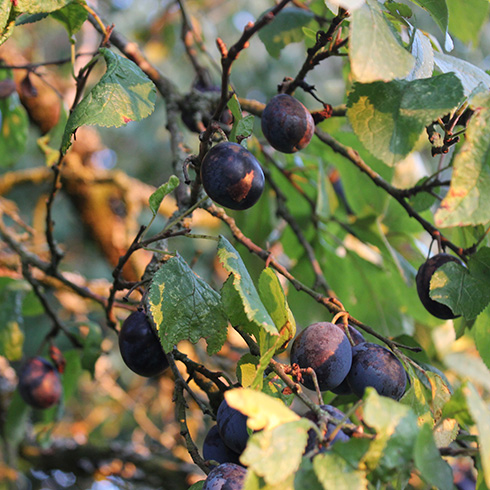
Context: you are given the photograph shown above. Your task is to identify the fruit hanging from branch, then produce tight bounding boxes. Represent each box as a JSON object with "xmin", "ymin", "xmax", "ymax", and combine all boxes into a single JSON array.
[
  {"xmin": 416, "ymin": 253, "xmax": 464, "ymax": 319},
  {"xmin": 200, "ymin": 141, "xmax": 265, "ymax": 210},
  {"xmin": 261, "ymin": 93, "xmax": 315, "ymax": 153}
]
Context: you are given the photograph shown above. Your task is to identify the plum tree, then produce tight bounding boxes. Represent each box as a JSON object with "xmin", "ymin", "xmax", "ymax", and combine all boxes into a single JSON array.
[
  {"xmin": 118, "ymin": 310, "xmax": 169, "ymax": 377},
  {"xmin": 261, "ymin": 94, "xmax": 315, "ymax": 153},
  {"xmin": 18, "ymin": 357, "xmax": 62, "ymax": 409},
  {"xmin": 216, "ymin": 398, "xmax": 249, "ymax": 455},
  {"xmin": 202, "ymin": 463, "xmax": 247, "ymax": 490},
  {"xmin": 203, "ymin": 425, "xmax": 242, "ymax": 465},
  {"xmin": 200, "ymin": 142, "xmax": 265, "ymax": 210},
  {"xmin": 346, "ymin": 342, "xmax": 407, "ymax": 401},
  {"xmin": 303, "ymin": 404, "xmax": 350, "ymax": 454},
  {"xmin": 416, "ymin": 253, "xmax": 464, "ymax": 319},
  {"xmin": 290, "ymin": 322, "xmax": 352, "ymax": 391}
]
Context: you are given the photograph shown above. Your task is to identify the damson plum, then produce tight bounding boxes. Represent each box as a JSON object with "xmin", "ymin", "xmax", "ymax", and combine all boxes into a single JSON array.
[
  {"xmin": 18, "ymin": 357, "xmax": 62, "ymax": 409},
  {"xmin": 261, "ymin": 94, "xmax": 315, "ymax": 153},
  {"xmin": 290, "ymin": 322, "xmax": 352, "ymax": 392},
  {"xmin": 202, "ymin": 463, "xmax": 247, "ymax": 490},
  {"xmin": 200, "ymin": 142, "xmax": 265, "ymax": 210},
  {"xmin": 331, "ymin": 324, "xmax": 365, "ymax": 396},
  {"xmin": 346, "ymin": 342, "xmax": 407, "ymax": 401},
  {"xmin": 303, "ymin": 404, "xmax": 350, "ymax": 454},
  {"xmin": 416, "ymin": 253, "xmax": 464, "ymax": 319},
  {"xmin": 203, "ymin": 425, "xmax": 242, "ymax": 465},
  {"xmin": 118, "ymin": 310, "xmax": 169, "ymax": 377},
  {"xmin": 216, "ymin": 398, "xmax": 249, "ymax": 454}
]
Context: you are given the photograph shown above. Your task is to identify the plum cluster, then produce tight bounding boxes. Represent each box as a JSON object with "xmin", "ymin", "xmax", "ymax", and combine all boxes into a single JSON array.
[{"xmin": 290, "ymin": 321, "xmax": 407, "ymax": 401}]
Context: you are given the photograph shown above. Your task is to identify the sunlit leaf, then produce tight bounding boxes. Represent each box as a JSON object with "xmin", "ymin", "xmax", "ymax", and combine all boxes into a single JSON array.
[
  {"xmin": 61, "ymin": 48, "xmax": 156, "ymax": 153},
  {"xmin": 147, "ymin": 255, "xmax": 228, "ymax": 354}
]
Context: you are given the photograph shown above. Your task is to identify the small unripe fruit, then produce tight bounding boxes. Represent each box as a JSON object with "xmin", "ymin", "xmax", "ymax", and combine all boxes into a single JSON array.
[
  {"xmin": 118, "ymin": 310, "xmax": 169, "ymax": 377},
  {"xmin": 416, "ymin": 253, "xmax": 463, "ymax": 319},
  {"xmin": 200, "ymin": 142, "xmax": 265, "ymax": 210},
  {"xmin": 18, "ymin": 357, "xmax": 62, "ymax": 409},
  {"xmin": 261, "ymin": 94, "xmax": 315, "ymax": 153}
]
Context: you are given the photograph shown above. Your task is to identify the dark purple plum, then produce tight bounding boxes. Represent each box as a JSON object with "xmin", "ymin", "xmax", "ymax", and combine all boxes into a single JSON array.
[
  {"xmin": 304, "ymin": 404, "xmax": 350, "ymax": 453},
  {"xmin": 261, "ymin": 94, "xmax": 315, "ymax": 153},
  {"xmin": 216, "ymin": 398, "xmax": 249, "ymax": 454},
  {"xmin": 290, "ymin": 322, "xmax": 352, "ymax": 391},
  {"xmin": 118, "ymin": 310, "xmax": 169, "ymax": 377},
  {"xmin": 200, "ymin": 142, "xmax": 265, "ymax": 210},
  {"xmin": 346, "ymin": 342, "xmax": 407, "ymax": 401},
  {"xmin": 331, "ymin": 324, "xmax": 365, "ymax": 395},
  {"xmin": 203, "ymin": 425, "xmax": 242, "ymax": 465},
  {"xmin": 202, "ymin": 463, "xmax": 247, "ymax": 490},
  {"xmin": 18, "ymin": 357, "xmax": 62, "ymax": 409},
  {"xmin": 416, "ymin": 253, "xmax": 463, "ymax": 319}
]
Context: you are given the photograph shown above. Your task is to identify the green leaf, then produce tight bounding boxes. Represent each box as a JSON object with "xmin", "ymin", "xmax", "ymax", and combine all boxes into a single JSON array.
[
  {"xmin": 0, "ymin": 321, "xmax": 24, "ymax": 361},
  {"xmin": 51, "ymin": 1, "xmax": 88, "ymax": 36},
  {"xmin": 62, "ymin": 349, "xmax": 82, "ymax": 401},
  {"xmin": 0, "ymin": 71, "xmax": 29, "ymax": 167},
  {"xmin": 235, "ymin": 114, "xmax": 255, "ymax": 141},
  {"xmin": 407, "ymin": 29, "xmax": 434, "ymax": 81},
  {"xmin": 61, "ymin": 48, "xmax": 156, "ymax": 153},
  {"xmin": 349, "ymin": 0, "xmax": 415, "ymax": 82},
  {"xmin": 188, "ymin": 482, "xmax": 204, "ymax": 490},
  {"xmin": 347, "ymin": 73, "xmax": 464, "ymax": 165},
  {"xmin": 410, "ymin": 0, "xmax": 449, "ymax": 45},
  {"xmin": 0, "ymin": 7, "xmax": 15, "ymax": 46},
  {"xmin": 434, "ymin": 52, "xmax": 490, "ymax": 96},
  {"xmin": 447, "ymin": 0, "xmax": 490, "ymax": 44},
  {"xmin": 258, "ymin": 268, "xmax": 296, "ymax": 345},
  {"xmin": 149, "ymin": 175, "xmax": 180, "ymax": 216},
  {"xmin": 16, "ymin": 0, "xmax": 75, "ymax": 14},
  {"xmin": 441, "ymin": 383, "xmax": 473, "ymax": 428},
  {"xmin": 241, "ymin": 419, "xmax": 312, "ymax": 485},
  {"xmin": 362, "ymin": 389, "xmax": 419, "ymax": 477},
  {"xmin": 5, "ymin": 391, "xmax": 30, "ymax": 447},
  {"xmin": 313, "ymin": 452, "xmax": 368, "ymax": 490},
  {"xmin": 15, "ymin": 12, "xmax": 50, "ymax": 25},
  {"xmin": 474, "ymin": 306, "xmax": 490, "ymax": 371},
  {"xmin": 414, "ymin": 423, "xmax": 454, "ymax": 490},
  {"xmin": 237, "ymin": 353, "xmax": 260, "ymax": 388},
  {"xmin": 465, "ymin": 383, "xmax": 490, "ymax": 488},
  {"xmin": 430, "ymin": 251, "xmax": 490, "ymax": 320},
  {"xmin": 217, "ymin": 236, "xmax": 277, "ymax": 336},
  {"xmin": 258, "ymin": 7, "xmax": 317, "ymax": 59},
  {"xmin": 435, "ymin": 92, "xmax": 490, "ymax": 227},
  {"xmin": 147, "ymin": 255, "xmax": 228, "ymax": 354}
]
